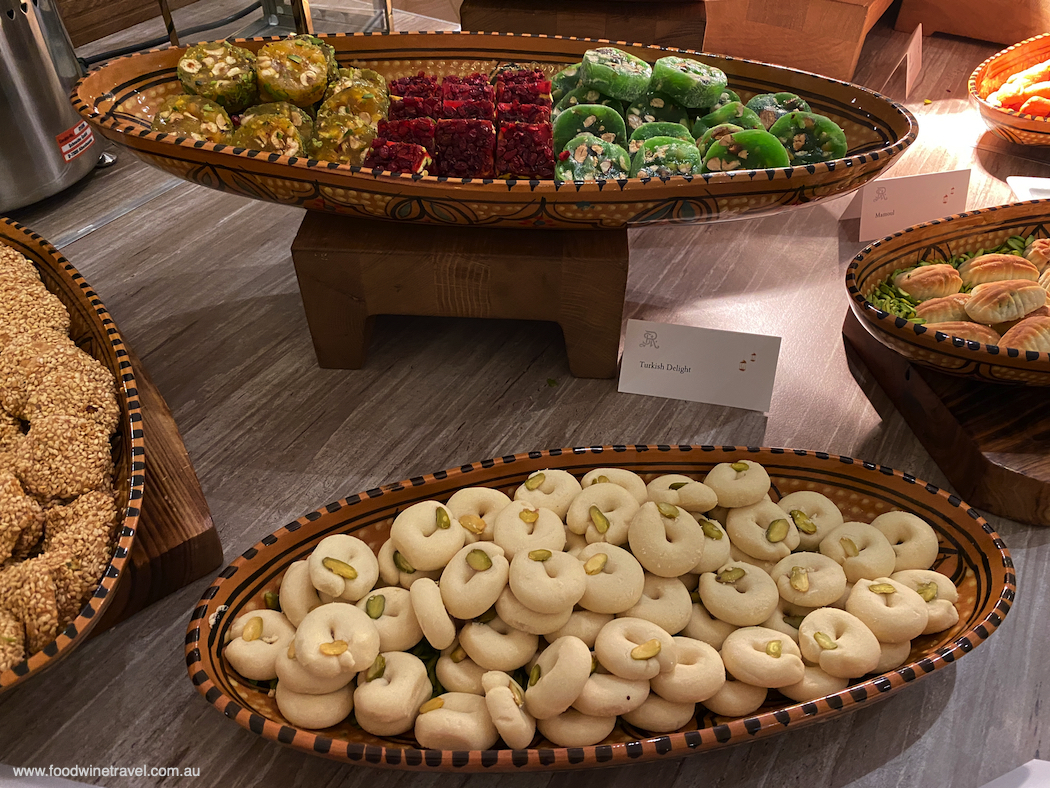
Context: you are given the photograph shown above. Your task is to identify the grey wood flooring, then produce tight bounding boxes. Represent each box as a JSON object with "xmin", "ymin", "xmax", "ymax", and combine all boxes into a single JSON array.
[{"xmin": 2, "ymin": 10, "xmax": 1049, "ymax": 788}]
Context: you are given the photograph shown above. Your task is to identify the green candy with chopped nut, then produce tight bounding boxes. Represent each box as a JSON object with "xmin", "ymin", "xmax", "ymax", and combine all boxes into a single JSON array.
[
  {"xmin": 624, "ymin": 92, "xmax": 690, "ymax": 132},
  {"xmin": 553, "ymin": 103, "xmax": 628, "ymax": 153},
  {"xmin": 151, "ymin": 94, "xmax": 232, "ymax": 142},
  {"xmin": 695, "ymin": 123, "xmax": 743, "ymax": 158},
  {"xmin": 319, "ymin": 83, "xmax": 390, "ymax": 128},
  {"xmin": 629, "ymin": 136, "xmax": 704, "ymax": 178},
  {"xmin": 552, "ymin": 62, "xmax": 583, "ymax": 104},
  {"xmin": 702, "ymin": 128, "xmax": 789, "ymax": 173},
  {"xmin": 691, "ymin": 101, "xmax": 764, "ymax": 138},
  {"xmin": 256, "ymin": 37, "xmax": 330, "ymax": 108},
  {"xmin": 579, "ymin": 47, "xmax": 653, "ymax": 102},
  {"xmin": 649, "ymin": 56, "xmax": 727, "ymax": 109},
  {"xmin": 745, "ymin": 92, "xmax": 812, "ymax": 129},
  {"xmin": 554, "ymin": 86, "xmax": 622, "ymax": 119},
  {"xmin": 292, "ymin": 33, "xmax": 339, "ymax": 81},
  {"xmin": 241, "ymin": 101, "xmax": 314, "ymax": 141},
  {"xmin": 232, "ymin": 114, "xmax": 305, "ymax": 156},
  {"xmin": 628, "ymin": 122, "xmax": 692, "ymax": 155},
  {"xmin": 768, "ymin": 111, "xmax": 848, "ymax": 165},
  {"xmin": 306, "ymin": 114, "xmax": 376, "ymax": 166},
  {"xmin": 555, "ymin": 132, "xmax": 632, "ymax": 182},
  {"xmin": 704, "ymin": 88, "xmax": 740, "ymax": 113},
  {"xmin": 177, "ymin": 41, "xmax": 257, "ymax": 114}
]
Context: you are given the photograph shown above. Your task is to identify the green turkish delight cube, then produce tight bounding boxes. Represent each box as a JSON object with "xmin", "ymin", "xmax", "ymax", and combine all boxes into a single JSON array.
[
  {"xmin": 579, "ymin": 47, "xmax": 652, "ymax": 102},
  {"xmin": 768, "ymin": 111, "xmax": 847, "ymax": 165},
  {"xmin": 629, "ymin": 136, "xmax": 703, "ymax": 178},
  {"xmin": 650, "ymin": 56, "xmax": 727, "ymax": 109},
  {"xmin": 552, "ymin": 103, "xmax": 628, "ymax": 153}
]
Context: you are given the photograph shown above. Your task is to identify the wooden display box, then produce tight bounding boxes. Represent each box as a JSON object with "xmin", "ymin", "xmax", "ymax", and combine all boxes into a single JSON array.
[
  {"xmin": 57, "ymin": 0, "xmax": 196, "ymax": 47},
  {"xmin": 896, "ymin": 0, "xmax": 1050, "ymax": 47}
]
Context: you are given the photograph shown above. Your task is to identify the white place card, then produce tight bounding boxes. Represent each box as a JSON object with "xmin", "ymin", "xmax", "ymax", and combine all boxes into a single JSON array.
[
  {"xmin": 879, "ymin": 24, "xmax": 924, "ymax": 99},
  {"xmin": 1007, "ymin": 176, "xmax": 1050, "ymax": 202},
  {"xmin": 980, "ymin": 760, "xmax": 1050, "ymax": 788},
  {"xmin": 618, "ymin": 319, "xmax": 781, "ymax": 413},
  {"xmin": 843, "ymin": 168, "xmax": 970, "ymax": 242}
]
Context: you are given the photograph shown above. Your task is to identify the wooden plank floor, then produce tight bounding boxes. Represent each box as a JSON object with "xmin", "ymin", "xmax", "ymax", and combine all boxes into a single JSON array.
[{"xmin": 3, "ymin": 13, "xmax": 1050, "ymax": 788}]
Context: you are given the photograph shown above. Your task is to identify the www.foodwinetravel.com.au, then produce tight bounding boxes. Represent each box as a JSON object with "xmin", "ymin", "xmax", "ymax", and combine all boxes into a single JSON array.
[{"xmin": 11, "ymin": 765, "xmax": 201, "ymax": 778}]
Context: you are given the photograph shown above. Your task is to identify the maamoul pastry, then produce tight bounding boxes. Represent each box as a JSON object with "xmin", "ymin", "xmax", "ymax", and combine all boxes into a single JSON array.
[
  {"xmin": 924, "ymin": 322, "xmax": 1002, "ymax": 345},
  {"xmin": 893, "ymin": 264, "xmax": 963, "ymax": 301},
  {"xmin": 964, "ymin": 279, "xmax": 1047, "ymax": 325},
  {"xmin": 957, "ymin": 253, "xmax": 1040, "ymax": 286},
  {"xmin": 1000, "ymin": 315, "xmax": 1050, "ymax": 352},
  {"xmin": 354, "ymin": 652, "xmax": 433, "ymax": 736},
  {"xmin": 914, "ymin": 293, "xmax": 971, "ymax": 325}
]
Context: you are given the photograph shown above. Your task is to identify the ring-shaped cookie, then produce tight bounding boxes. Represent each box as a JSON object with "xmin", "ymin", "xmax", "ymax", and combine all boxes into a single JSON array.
[
  {"xmin": 691, "ymin": 516, "xmax": 732, "ymax": 574},
  {"xmin": 727, "ymin": 544, "xmax": 778, "ymax": 575},
  {"xmin": 482, "ymin": 671, "xmax": 536, "ymax": 749},
  {"xmin": 524, "ymin": 636, "xmax": 593, "ymax": 719},
  {"xmin": 702, "ymin": 460, "xmax": 770, "ymax": 508},
  {"xmin": 307, "ymin": 534, "xmax": 381, "ymax": 602},
  {"xmin": 770, "ymin": 552, "xmax": 847, "ymax": 608},
  {"xmin": 576, "ymin": 543, "xmax": 645, "ymax": 614},
  {"xmin": 571, "ymin": 670, "xmax": 649, "ymax": 716},
  {"xmin": 645, "ymin": 474, "xmax": 718, "ymax": 513},
  {"xmin": 682, "ymin": 599, "xmax": 738, "ymax": 649},
  {"xmin": 275, "ymin": 645, "xmax": 353, "ymax": 695},
  {"xmin": 409, "ymin": 578, "xmax": 456, "ymax": 651},
  {"xmin": 720, "ymin": 626, "xmax": 806, "ymax": 688},
  {"xmin": 581, "ymin": 468, "xmax": 648, "ymax": 505},
  {"xmin": 275, "ymin": 683, "xmax": 354, "ymax": 730},
  {"xmin": 354, "ymin": 651, "xmax": 433, "ymax": 736},
  {"xmin": 874, "ymin": 639, "xmax": 912, "ymax": 673},
  {"xmin": 845, "ymin": 578, "xmax": 929, "ymax": 644},
  {"xmin": 548, "ymin": 609, "xmax": 613, "ymax": 648},
  {"xmin": 446, "ymin": 486, "xmax": 511, "ymax": 543},
  {"xmin": 760, "ymin": 599, "xmax": 814, "ymax": 644},
  {"xmin": 725, "ymin": 500, "xmax": 800, "ymax": 562},
  {"xmin": 377, "ymin": 538, "xmax": 441, "ymax": 589},
  {"xmin": 650, "ymin": 636, "xmax": 725, "ymax": 703},
  {"xmin": 436, "ymin": 643, "xmax": 488, "ymax": 694},
  {"xmin": 870, "ymin": 511, "xmax": 940, "ymax": 572},
  {"xmin": 798, "ymin": 608, "xmax": 880, "ymax": 679},
  {"xmin": 778, "ymin": 665, "xmax": 849, "ymax": 702},
  {"xmin": 700, "ymin": 675, "xmax": 767, "ymax": 717},
  {"xmin": 618, "ymin": 573, "xmax": 692, "ymax": 635},
  {"xmin": 439, "ymin": 541, "xmax": 510, "ymax": 620},
  {"xmin": 890, "ymin": 569, "xmax": 960, "ymax": 634},
  {"xmin": 459, "ymin": 613, "xmax": 539, "ymax": 671},
  {"xmin": 565, "ymin": 483, "xmax": 639, "ymax": 546},
  {"xmin": 594, "ymin": 616, "xmax": 677, "ymax": 680},
  {"xmin": 513, "ymin": 469, "xmax": 582, "ymax": 520},
  {"xmin": 293, "ymin": 602, "xmax": 381, "ymax": 679},
  {"xmin": 279, "ymin": 560, "xmax": 322, "ymax": 628},
  {"xmin": 776, "ymin": 490, "xmax": 844, "ymax": 552},
  {"xmin": 495, "ymin": 586, "xmax": 574, "ymax": 636},
  {"xmin": 698, "ymin": 561, "xmax": 779, "ymax": 627},
  {"xmin": 819, "ymin": 523, "xmax": 896, "ymax": 584},
  {"xmin": 225, "ymin": 610, "xmax": 296, "ymax": 681},
  {"xmin": 509, "ymin": 548, "xmax": 586, "ymax": 613},
  {"xmin": 355, "ymin": 586, "xmax": 424, "ymax": 653},
  {"xmin": 390, "ymin": 501, "xmax": 466, "ymax": 572},
  {"xmin": 493, "ymin": 502, "xmax": 566, "ymax": 560},
  {"xmin": 627, "ymin": 502, "xmax": 705, "ymax": 578},
  {"xmin": 620, "ymin": 692, "xmax": 696, "ymax": 733},
  {"xmin": 535, "ymin": 709, "xmax": 616, "ymax": 747},
  {"xmin": 414, "ymin": 692, "xmax": 499, "ymax": 750}
]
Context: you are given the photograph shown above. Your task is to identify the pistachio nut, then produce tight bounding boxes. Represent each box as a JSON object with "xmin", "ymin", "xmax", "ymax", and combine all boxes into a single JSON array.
[
  {"xmin": 813, "ymin": 632, "xmax": 837, "ymax": 651},
  {"xmin": 419, "ymin": 697, "xmax": 444, "ymax": 714},
  {"xmin": 583, "ymin": 553, "xmax": 608, "ymax": 575},
  {"xmin": 529, "ymin": 664, "xmax": 542, "ymax": 686},
  {"xmin": 365, "ymin": 594, "xmax": 386, "ymax": 619},
  {"xmin": 529, "ymin": 549, "xmax": 553, "ymax": 562},
  {"xmin": 868, "ymin": 583, "xmax": 896, "ymax": 595},
  {"xmin": 916, "ymin": 581, "xmax": 939, "ymax": 602},
  {"xmin": 524, "ymin": 472, "xmax": 546, "ymax": 491},
  {"xmin": 589, "ymin": 505, "xmax": 611, "ymax": 534},
  {"xmin": 450, "ymin": 645, "xmax": 467, "ymax": 663},
  {"xmin": 242, "ymin": 616, "xmax": 264, "ymax": 642},
  {"xmin": 766, "ymin": 518, "xmax": 790, "ymax": 543},
  {"xmin": 668, "ymin": 481, "xmax": 688, "ymax": 490},
  {"xmin": 789, "ymin": 566, "xmax": 809, "ymax": 593},
  {"xmin": 716, "ymin": 567, "xmax": 746, "ymax": 584},
  {"xmin": 783, "ymin": 615, "xmax": 804, "ymax": 630},
  {"xmin": 630, "ymin": 638, "xmax": 662, "ymax": 660},
  {"xmin": 319, "ymin": 639, "xmax": 349, "ymax": 656},
  {"xmin": 393, "ymin": 550, "xmax": 415, "ymax": 574},
  {"xmin": 519, "ymin": 509, "xmax": 539, "ymax": 524},
  {"xmin": 701, "ymin": 520, "xmax": 724, "ymax": 540},
  {"xmin": 790, "ymin": 509, "xmax": 817, "ymax": 535},
  {"xmin": 476, "ymin": 607, "xmax": 498, "ymax": 624},
  {"xmin": 460, "ymin": 514, "xmax": 486, "ymax": 535},
  {"xmin": 466, "ymin": 549, "xmax": 493, "ymax": 571},
  {"xmin": 765, "ymin": 639, "xmax": 783, "ymax": 658},
  {"xmin": 322, "ymin": 557, "xmax": 358, "ymax": 579},
  {"xmin": 730, "ymin": 462, "xmax": 749, "ymax": 473},
  {"xmin": 840, "ymin": 537, "xmax": 860, "ymax": 558},
  {"xmin": 263, "ymin": 591, "xmax": 280, "ymax": 611},
  {"xmin": 656, "ymin": 502, "xmax": 680, "ymax": 519},
  {"xmin": 435, "ymin": 508, "xmax": 452, "ymax": 530},
  {"xmin": 365, "ymin": 654, "xmax": 386, "ymax": 682}
]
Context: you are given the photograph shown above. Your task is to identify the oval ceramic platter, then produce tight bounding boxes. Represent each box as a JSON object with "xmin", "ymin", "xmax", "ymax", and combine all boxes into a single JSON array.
[
  {"xmin": 969, "ymin": 33, "xmax": 1050, "ymax": 147},
  {"xmin": 73, "ymin": 32, "xmax": 917, "ymax": 230},
  {"xmin": 186, "ymin": 445, "xmax": 1013, "ymax": 771},
  {"xmin": 0, "ymin": 219, "xmax": 144, "ymax": 693},
  {"xmin": 847, "ymin": 199, "xmax": 1050, "ymax": 386}
]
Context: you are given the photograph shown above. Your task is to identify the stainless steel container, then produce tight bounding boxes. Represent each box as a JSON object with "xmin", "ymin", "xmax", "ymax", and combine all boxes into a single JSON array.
[{"xmin": 0, "ymin": 0, "xmax": 97, "ymax": 212}]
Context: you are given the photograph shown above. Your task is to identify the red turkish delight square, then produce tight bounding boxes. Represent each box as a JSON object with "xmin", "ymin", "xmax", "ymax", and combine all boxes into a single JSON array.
[
  {"xmin": 377, "ymin": 118, "xmax": 436, "ymax": 153},
  {"xmin": 363, "ymin": 140, "xmax": 433, "ymax": 174},
  {"xmin": 496, "ymin": 69, "xmax": 545, "ymax": 85},
  {"xmin": 442, "ymin": 75, "xmax": 495, "ymax": 101},
  {"xmin": 387, "ymin": 72, "xmax": 439, "ymax": 99},
  {"xmin": 495, "ymin": 122, "xmax": 553, "ymax": 179},
  {"xmin": 495, "ymin": 80, "xmax": 553, "ymax": 107},
  {"xmin": 441, "ymin": 99, "xmax": 496, "ymax": 120},
  {"xmin": 434, "ymin": 119, "xmax": 496, "ymax": 178},
  {"xmin": 497, "ymin": 101, "xmax": 552, "ymax": 125},
  {"xmin": 388, "ymin": 95, "xmax": 441, "ymax": 120}
]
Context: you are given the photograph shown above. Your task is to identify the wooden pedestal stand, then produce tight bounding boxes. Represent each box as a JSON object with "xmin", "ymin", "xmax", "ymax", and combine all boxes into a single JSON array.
[
  {"xmin": 94, "ymin": 348, "xmax": 223, "ymax": 634},
  {"xmin": 842, "ymin": 310, "xmax": 1050, "ymax": 527},
  {"xmin": 290, "ymin": 212, "xmax": 629, "ymax": 379}
]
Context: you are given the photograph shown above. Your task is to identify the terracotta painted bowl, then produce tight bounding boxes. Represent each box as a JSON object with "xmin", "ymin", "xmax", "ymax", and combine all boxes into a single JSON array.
[
  {"xmin": 186, "ymin": 445, "xmax": 1013, "ymax": 771},
  {"xmin": 0, "ymin": 219, "xmax": 144, "ymax": 693},
  {"xmin": 846, "ymin": 200, "xmax": 1050, "ymax": 386},
  {"xmin": 73, "ymin": 32, "xmax": 916, "ymax": 230},
  {"xmin": 970, "ymin": 33, "xmax": 1050, "ymax": 146}
]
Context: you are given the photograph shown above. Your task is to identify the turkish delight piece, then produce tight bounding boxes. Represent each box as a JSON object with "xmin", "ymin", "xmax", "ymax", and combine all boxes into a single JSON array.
[
  {"xmin": 552, "ymin": 103, "xmax": 628, "ymax": 154},
  {"xmin": 442, "ymin": 75, "xmax": 495, "ymax": 101},
  {"xmin": 496, "ymin": 122, "xmax": 554, "ymax": 178},
  {"xmin": 497, "ymin": 102, "xmax": 552, "ymax": 125},
  {"xmin": 746, "ymin": 92, "xmax": 812, "ymax": 129},
  {"xmin": 628, "ymin": 121, "xmax": 693, "ymax": 155},
  {"xmin": 377, "ymin": 117, "xmax": 436, "ymax": 153},
  {"xmin": 579, "ymin": 47, "xmax": 652, "ymax": 102},
  {"xmin": 768, "ymin": 111, "xmax": 847, "ymax": 165},
  {"xmin": 649, "ymin": 56, "xmax": 727, "ymax": 109},
  {"xmin": 363, "ymin": 139, "xmax": 433, "ymax": 174},
  {"xmin": 496, "ymin": 80, "xmax": 553, "ymax": 107},
  {"xmin": 629, "ymin": 136, "xmax": 704, "ymax": 178},
  {"xmin": 388, "ymin": 72, "xmax": 440, "ymax": 98},
  {"xmin": 434, "ymin": 119, "xmax": 496, "ymax": 177},
  {"xmin": 702, "ymin": 128, "xmax": 790, "ymax": 173},
  {"xmin": 554, "ymin": 132, "xmax": 631, "ymax": 182},
  {"xmin": 441, "ymin": 99, "xmax": 496, "ymax": 120},
  {"xmin": 624, "ymin": 91, "xmax": 690, "ymax": 131},
  {"xmin": 388, "ymin": 95, "xmax": 441, "ymax": 120}
]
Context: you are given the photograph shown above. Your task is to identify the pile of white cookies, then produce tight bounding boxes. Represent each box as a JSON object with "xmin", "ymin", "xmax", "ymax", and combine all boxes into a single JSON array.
[{"xmin": 222, "ymin": 460, "xmax": 961, "ymax": 750}]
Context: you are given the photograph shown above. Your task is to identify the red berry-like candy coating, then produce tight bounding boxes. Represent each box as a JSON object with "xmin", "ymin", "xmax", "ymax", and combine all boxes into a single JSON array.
[
  {"xmin": 497, "ymin": 102, "xmax": 552, "ymax": 125},
  {"xmin": 388, "ymin": 96, "xmax": 441, "ymax": 120},
  {"xmin": 388, "ymin": 72, "xmax": 440, "ymax": 99},
  {"xmin": 434, "ymin": 119, "xmax": 496, "ymax": 178},
  {"xmin": 442, "ymin": 75, "xmax": 495, "ymax": 101},
  {"xmin": 441, "ymin": 99, "xmax": 496, "ymax": 120},
  {"xmin": 377, "ymin": 118, "xmax": 436, "ymax": 153},
  {"xmin": 363, "ymin": 139, "xmax": 433, "ymax": 174},
  {"xmin": 496, "ymin": 81, "xmax": 553, "ymax": 107},
  {"xmin": 496, "ymin": 122, "xmax": 554, "ymax": 179},
  {"xmin": 497, "ymin": 69, "xmax": 545, "ymax": 85}
]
